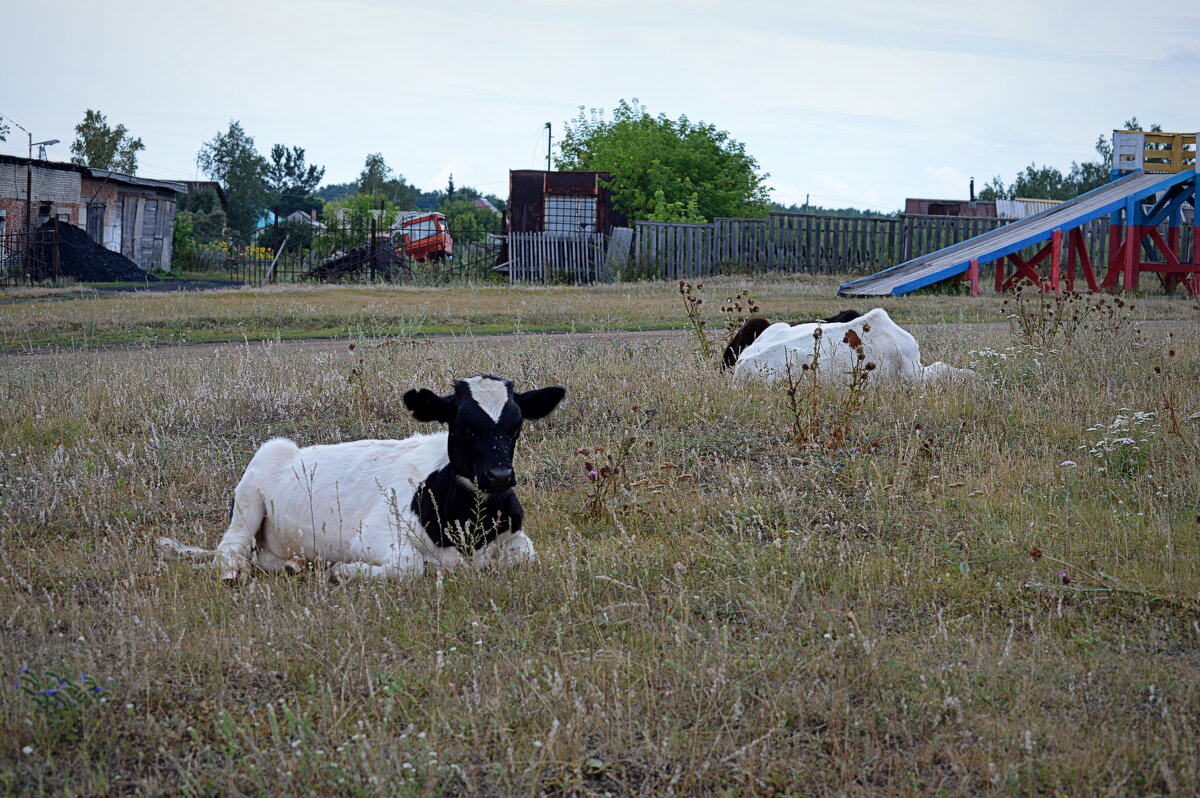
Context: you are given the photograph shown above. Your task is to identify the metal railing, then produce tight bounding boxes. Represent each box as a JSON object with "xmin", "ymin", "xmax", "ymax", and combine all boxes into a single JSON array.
[
  {"xmin": 0, "ymin": 227, "xmax": 60, "ymax": 286},
  {"xmin": 186, "ymin": 220, "xmax": 507, "ymax": 285}
]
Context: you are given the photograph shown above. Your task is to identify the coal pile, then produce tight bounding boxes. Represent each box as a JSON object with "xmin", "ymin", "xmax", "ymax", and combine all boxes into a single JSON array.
[
  {"xmin": 304, "ymin": 242, "xmax": 411, "ymax": 282},
  {"xmin": 35, "ymin": 219, "xmax": 157, "ymax": 283}
]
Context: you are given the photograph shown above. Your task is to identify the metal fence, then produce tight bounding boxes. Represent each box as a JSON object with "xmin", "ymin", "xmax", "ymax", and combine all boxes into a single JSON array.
[
  {"xmin": 169, "ymin": 210, "xmax": 1198, "ymax": 288},
  {"xmin": 0, "ymin": 228, "xmax": 60, "ymax": 286},
  {"xmin": 186, "ymin": 219, "xmax": 507, "ymax": 285}
]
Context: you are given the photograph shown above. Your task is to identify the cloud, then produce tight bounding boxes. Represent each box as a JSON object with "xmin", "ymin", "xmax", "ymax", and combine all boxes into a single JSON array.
[{"xmin": 924, "ymin": 166, "xmax": 971, "ymax": 197}]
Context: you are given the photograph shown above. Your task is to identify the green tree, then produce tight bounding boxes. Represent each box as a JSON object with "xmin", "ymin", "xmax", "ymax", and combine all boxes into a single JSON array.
[
  {"xmin": 266, "ymin": 145, "xmax": 325, "ymax": 217},
  {"xmin": 176, "ymin": 187, "xmax": 227, "ymax": 242},
  {"xmin": 69, "ymin": 109, "xmax": 145, "ymax": 174},
  {"xmin": 979, "ymin": 119, "xmax": 1162, "ymax": 202},
  {"xmin": 557, "ymin": 99, "xmax": 771, "ymax": 223},
  {"xmin": 439, "ymin": 198, "xmax": 501, "ymax": 243},
  {"xmin": 0, "ymin": 118, "xmax": 9, "ymax": 142},
  {"xmin": 197, "ymin": 121, "xmax": 270, "ymax": 236},
  {"xmin": 324, "ymin": 193, "xmax": 399, "ymax": 250},
  {"xmin": 357, "ymin": 153, "xmax": 422, "ymax": 209},
  {"xmin": 314, "ymin": 181, "xmax": 358, "ymax": 203},
  {"xmin": 172, "ymin": 211, "xmax": 196, "ymax": 266},
  {"xmin": 180, "ymin": 186, "xmax": 219, "ymax": 215}
]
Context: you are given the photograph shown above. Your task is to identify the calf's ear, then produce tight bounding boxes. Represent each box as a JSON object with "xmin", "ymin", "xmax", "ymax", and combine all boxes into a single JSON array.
[
  {"xmin": 514, "ymin": 386, "xmax": 566, "ymax": 420},
  {"xmin": 403, "ymin": 389, "xmax": 455, "ymax": 423}
]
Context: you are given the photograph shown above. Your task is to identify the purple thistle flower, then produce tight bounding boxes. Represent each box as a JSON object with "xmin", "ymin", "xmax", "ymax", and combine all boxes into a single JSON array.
[{"xmin": 587, "ymin": 470, "xmax": 599, "ymax": 479}]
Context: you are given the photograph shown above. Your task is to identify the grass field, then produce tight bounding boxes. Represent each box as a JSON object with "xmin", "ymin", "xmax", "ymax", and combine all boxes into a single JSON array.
[
  {"xmin": 1, "ymin": 278, "xmax": 1198, "ymax": 795},
  {"xmin": 4, "ymin": 275, "xmax": 1197, "ymax": 350}
]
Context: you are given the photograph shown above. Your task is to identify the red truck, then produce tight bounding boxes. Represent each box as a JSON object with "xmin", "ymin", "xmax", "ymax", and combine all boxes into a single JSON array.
[{"xmin": 394, "ymin": 211, "xmax": 453, "ymax": 261}]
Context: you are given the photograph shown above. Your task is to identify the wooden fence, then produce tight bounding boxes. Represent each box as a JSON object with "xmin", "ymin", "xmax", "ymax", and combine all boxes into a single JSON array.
[
  {"xmin": 633, "ymin": 213, "xmax": 1199, "ymax": 280},
  {"xmin": 508, "ymin": 232, "xmax": 608, "ymax": 283},
  {"xmin": 632, "ymin": 213, "xmax": 1014, "ymax": 278},
  {"xmin": 506, "ymin": 213, "xmax": 1195, "ymax": 285}
]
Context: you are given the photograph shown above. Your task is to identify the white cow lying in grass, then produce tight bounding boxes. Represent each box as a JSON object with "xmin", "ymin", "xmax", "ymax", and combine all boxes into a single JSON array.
[
  {"xmin": 730, "ymin": 307, "xmax": 975, "ymax": 383},
  {"xmin": 159, "ymin": 376, "xmax": 565, "ymax": 583}
]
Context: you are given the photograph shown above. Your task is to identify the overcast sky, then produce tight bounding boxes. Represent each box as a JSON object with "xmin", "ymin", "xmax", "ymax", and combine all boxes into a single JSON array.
[{"xmin": 3, "ymin": 0, "xmax": 1197, "ymax": 211}]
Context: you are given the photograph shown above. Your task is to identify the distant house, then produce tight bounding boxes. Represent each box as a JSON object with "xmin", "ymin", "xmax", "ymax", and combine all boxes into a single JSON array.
[
  {"xmin": 284, "ymin": 209, "xmax": 322, "ymax": 226},
  {"xmin": 0, "ymin": 155, "xmax": 186, "ymax": 271},
  {"xmin": 994, "ymin": 198, "xmax": 1064, "ymax": 219},
  {"xmin": 508, "ymin": 170, "xmax": 626, "ymax": 236},
  {"xmin": 905, "ymin": 196, "xmax": 1067, "ymax": 220},
  {"xmin": 474, "ymin": 197, "xmax": 501, "ymax": 216},
  {"xmin": 904, "ymin": 197, "xmax": 999, "ymax": 217}
]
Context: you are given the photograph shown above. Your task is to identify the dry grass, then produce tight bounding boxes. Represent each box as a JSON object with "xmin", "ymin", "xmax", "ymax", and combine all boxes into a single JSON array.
[
  {"xmin": 4, "ymin": 275, "xmax": 1195, "ymax": 350},
  {"xmin": 1, "ymin": 282, "xmax": 1198, "ymax": 796}
]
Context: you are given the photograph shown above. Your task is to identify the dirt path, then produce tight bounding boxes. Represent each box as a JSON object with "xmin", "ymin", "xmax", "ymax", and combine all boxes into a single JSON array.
[{"xmin": 2, "ymin": 319, "xmax": 1193, "ymax": 363}]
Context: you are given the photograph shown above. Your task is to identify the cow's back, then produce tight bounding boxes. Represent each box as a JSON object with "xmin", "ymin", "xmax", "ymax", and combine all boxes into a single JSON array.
[
  {"xmin": 733, "ymin": 308, "xmax": 924, "ymax": 381},
  {"xmin": 241, "ymin": 432, "xmax": 448, "ymax": 561}
]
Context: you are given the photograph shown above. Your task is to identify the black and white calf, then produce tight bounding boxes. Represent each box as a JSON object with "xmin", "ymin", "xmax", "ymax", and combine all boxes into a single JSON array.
[{"xmin": 160, "ymin": 376, "xmax": 565, "ymax": 583}]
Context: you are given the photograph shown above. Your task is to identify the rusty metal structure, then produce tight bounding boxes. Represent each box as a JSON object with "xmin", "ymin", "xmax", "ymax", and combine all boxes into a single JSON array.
[{"xmin": 507, "ymin": 170, "xmax": 625, "ymax": 235}]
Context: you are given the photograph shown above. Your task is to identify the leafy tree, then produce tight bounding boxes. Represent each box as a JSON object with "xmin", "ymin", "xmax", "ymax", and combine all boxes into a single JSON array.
[
  {"xmin": 325, "ymin": 193, "xmax": 398, "ymax": 230},
  {"xmin": 69, "ymin": 109, "xmax": 145, "ymax": 174},
  {"xmin": 266, "ymin": 145, "xmax": 325, "ymax": 217},
  {"xmin": 979, "ymin": 119, "xmax": 1162, "ymax": 202},
  {"xmin": 357, "ymin": 153, "xmax": 422, "ymax": 209},
  {"xmin": 191, "ymin": 208, "xmax": 227, "ymax": 242},
  {"xmin": 197, "ymin": 121, "xmax": 271, "ymax": 235},
  {"xmin": 358, "ymin": 153, "xmax": 392, "ymax": 198},
  {"xmin": 557, "ymin": 99, "xmax": 771, "ymax": 223},
  {"xmin": 0, "ymin": 118, "xmax": 8, "ymax": 142},
  {"xmin": 172, "ymin": 211, "xmax": 196, "ymax": 265},
  {"xmin": 324, "ymin": 193, "xmax": 400, "ymax": 250},
  {"xmin": 179, "ymin": 186, "xmax": 219, "ymax": 215},
  {"xmin": 439, "ymin": 198, "xmax": 501, "ymax": 243},
  {"xmin": 175, "ymin": 188, "xmax": 227, "ymax": 243},
  {"xmin": 314, "ymin": 181, "xmax": 358, "ymax": 203},
  {"xmin": 771, "ymin": 202, "xmax": 895, "ymax": 218}
]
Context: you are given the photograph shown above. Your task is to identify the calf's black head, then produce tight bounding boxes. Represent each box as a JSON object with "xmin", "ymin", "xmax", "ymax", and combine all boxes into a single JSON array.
[{"xmin": 403, "ymin": 376, "xmax": 565, "ymax": 493}]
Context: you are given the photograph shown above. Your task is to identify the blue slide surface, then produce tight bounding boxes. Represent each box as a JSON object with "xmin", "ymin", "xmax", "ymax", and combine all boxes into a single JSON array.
[{"xmin": 838, "ymin": 170, "xmax": 1194, "ymax": 296}]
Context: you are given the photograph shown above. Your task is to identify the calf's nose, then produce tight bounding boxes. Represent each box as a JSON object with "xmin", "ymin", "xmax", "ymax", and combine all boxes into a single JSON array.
[{"xmin": 484, "ymin": 466, "xmax": 515, "ymax": 490}]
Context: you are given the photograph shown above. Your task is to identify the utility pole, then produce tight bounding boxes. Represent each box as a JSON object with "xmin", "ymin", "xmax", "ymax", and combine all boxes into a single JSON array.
[
  {"xmin": 2, "ymin": 116, "xmax": 36, "ymax": 234},
  {"xmin": 25, "ymin": 132, "xmax": 32, "ymax": 235},
  {"xmin": 544, "ymin": 122, "xmax": 552, "ymax": 171}
]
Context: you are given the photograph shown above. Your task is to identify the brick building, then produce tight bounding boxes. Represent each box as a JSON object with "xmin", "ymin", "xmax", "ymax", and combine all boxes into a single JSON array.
[{"xmin": 0, "ymin": 155, "xmax": 186, "ymax": 272}]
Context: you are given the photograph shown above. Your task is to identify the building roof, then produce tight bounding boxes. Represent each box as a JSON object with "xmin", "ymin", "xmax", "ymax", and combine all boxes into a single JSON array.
[
  {"xmin": 0, "ymin": 153, "xmax": 80, "ymax": 174},
  {"xmin": 0, "ymin": 154, "xmax": 186, "ymax": 193},
  {"xmin": 474, "ymin": 197, "xmax": 501, "ymax": 214},
  {"xmin": 86, "ymin": 168, "xmax": 186, "ymax": 193}
]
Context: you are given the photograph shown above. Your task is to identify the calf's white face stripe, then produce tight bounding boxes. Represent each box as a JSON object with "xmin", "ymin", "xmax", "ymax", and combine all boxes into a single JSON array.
[{"xmin": 463, "ymin": 376, "xmax": 508, "ymax": 421}]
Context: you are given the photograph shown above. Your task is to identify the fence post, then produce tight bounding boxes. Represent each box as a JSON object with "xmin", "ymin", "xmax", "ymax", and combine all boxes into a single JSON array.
[{"xmin": 370, "ymin": 215, "xmax": 377, "ymax": 281}]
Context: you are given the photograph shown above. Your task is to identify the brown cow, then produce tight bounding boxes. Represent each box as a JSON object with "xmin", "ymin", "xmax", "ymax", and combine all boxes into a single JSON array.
[{"xmin": 722, "ymin": 309, "xmax": 862, "ymax": 369}]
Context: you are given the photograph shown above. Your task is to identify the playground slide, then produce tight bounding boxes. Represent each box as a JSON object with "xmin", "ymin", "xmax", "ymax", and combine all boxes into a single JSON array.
[{"xmin": 838, "ymin": 169, "xmax": 1194, "ymax": 296}]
